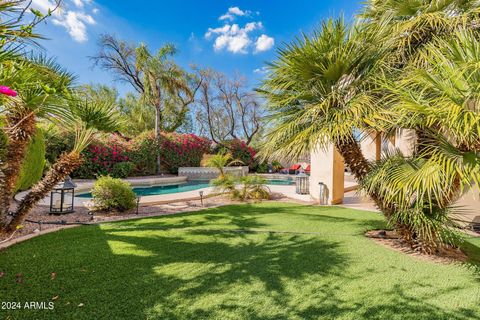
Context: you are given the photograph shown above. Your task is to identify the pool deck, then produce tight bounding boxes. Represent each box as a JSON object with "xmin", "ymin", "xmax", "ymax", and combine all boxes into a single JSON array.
[{"xmin": 16, "ymin": 174, "xmax": 377, "ymax": 212}]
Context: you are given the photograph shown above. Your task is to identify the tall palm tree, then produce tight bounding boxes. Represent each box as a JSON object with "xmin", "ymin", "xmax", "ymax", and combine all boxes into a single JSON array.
[
  {"xmin": 135, "ymin": 43, "xmax": 193, "ymax": 174},
  {"xmin": 91, "ymin": 36, "xmax": 199, "ymax": 174}
]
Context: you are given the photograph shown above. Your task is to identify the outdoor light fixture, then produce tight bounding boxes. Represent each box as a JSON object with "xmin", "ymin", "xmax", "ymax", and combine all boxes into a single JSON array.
[
  {"xmin": 199, "ymin": 190, "xmax": 204, "ymax": 206},
  {"xmin": 295, "ymin": 173, "xmax": 310, "ymax": 195},
  {"xmin": 49, "ymin": 176, "xmax": 76, "ymax": 215},
  {"xmin": 136, "ymin": 197, "xmax": 141, "ymax": 214}
]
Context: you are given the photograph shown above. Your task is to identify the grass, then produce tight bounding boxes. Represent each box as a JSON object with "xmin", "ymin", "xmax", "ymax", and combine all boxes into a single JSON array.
[{"xmin": 0, "ymin": 203, "xmax": 479, "ymax": 320}]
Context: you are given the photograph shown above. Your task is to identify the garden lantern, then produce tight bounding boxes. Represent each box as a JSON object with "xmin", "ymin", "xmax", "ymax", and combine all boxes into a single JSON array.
[
  {"xmin": 50, "ymin": 176, "xmax": 76, "ymax": 215},
  {"xmin": 295, "ymin": 173, "xmax": 309, "ymax": 195}
]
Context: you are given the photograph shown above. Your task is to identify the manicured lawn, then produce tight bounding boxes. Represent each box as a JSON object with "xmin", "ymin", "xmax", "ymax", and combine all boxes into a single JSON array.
[{"xmin": 1, "ymin": 203, "xmax": 479, "ymax": 320}]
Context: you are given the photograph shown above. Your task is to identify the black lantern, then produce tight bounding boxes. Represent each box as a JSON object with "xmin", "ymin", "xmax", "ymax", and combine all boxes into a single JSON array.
[
  {"xmin": 295, "ymin": 173, "xmax": 310, "ymax": 195},
  {"xmin": 50, "ymin": 176, "xmax": 76, "ymax": 215}
]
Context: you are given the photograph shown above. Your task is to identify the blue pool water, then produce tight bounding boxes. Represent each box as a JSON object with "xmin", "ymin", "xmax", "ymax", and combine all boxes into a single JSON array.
[{"xmin": 76, "ymin": 178, "xmax": 294, "ymax": 198}]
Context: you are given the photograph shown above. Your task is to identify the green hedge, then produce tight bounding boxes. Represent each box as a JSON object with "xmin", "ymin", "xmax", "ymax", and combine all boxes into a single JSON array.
[{"xmin": 16, "ymin": 129, "xmax": 46, "ymax": 192}]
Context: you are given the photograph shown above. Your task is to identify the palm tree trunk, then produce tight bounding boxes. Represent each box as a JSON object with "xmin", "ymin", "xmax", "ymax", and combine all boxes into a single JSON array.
[
  {"xmin": 2, "ymin": 152, "xmax": 83, "ymax": 234},
  {"xmin": 334, "ymin": 136, "xmax": 395, "ymax": 218},
  {"xmin": 0, "ymin": 112, "xmax": 36, "ymax": 220},
  {"xmin": 155, "ymin": 106, "xmax": 162, "ymax": 175}
]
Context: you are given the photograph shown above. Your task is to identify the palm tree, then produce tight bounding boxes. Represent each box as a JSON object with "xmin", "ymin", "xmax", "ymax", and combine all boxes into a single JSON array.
[
  {"xmin": 362, "ymin": 29, "xmax": 480, "ymax": 252},
  {"xmin": 0, "ymin": 56, "xmax": 75, "ymax": 224},
  {"xmin": 205, "ymin": 152, "xmax": 243, "ymax": 178},
  {"xmin": 259, "ymin": 18, "xmax": 393, "ymax": 213},
  {"xmin": 135, "ymin": 43, "xmax": 194, "ymax": 174},
  {"xmin": 3, "ymin": 93, "xmax": 121, "ymax": 232},
  {"xmin": 91, "ymin": 36, "xmax": 200, "ymax": 174}
]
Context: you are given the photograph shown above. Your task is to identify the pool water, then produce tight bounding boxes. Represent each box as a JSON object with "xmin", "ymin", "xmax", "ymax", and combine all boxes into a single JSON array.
[{"xmin": 76, "ymin": 178, "xmax": 294, "ymax": 198}]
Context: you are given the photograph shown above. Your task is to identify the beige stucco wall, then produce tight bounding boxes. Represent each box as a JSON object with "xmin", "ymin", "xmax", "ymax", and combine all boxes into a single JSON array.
[{"xmin": 309, "ymin": 144, "xmax": 344, "ymax": 204}]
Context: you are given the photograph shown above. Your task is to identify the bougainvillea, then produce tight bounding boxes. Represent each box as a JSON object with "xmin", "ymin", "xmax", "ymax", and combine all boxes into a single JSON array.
[
  {"xmin": 214, "ymin": 139, "xmax": 257, "ymax": 168},
  {"xmin": 73, "ymin": 134, "xmax": 132, "ymax": 178},
  {"xmin": 161, "ymin": 133, "xmax": 212, "ymax": 173},
  {"xmin": 73, "ymin": 131, "xmax": 212, "ymax": 177}
]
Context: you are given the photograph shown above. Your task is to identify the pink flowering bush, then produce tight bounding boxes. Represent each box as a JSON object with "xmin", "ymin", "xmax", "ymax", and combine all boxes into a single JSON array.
[
  {"xmin": 73, "ymin": 131, "xmax": 212, "ymax": 177},
  {"xmin": 73, "ymin": 134, "xmax": 132, "ymax": 178},
  {"xmin": 161, "ymin": 133, "xmax": 212, "ymax": 173},
  {"xmin": 129, "ymin": 131, "xmax": 212, "ymax": 175},
  {"xmin": 214, "ymin": 139, "xmax": 257, "ymax": 169}
]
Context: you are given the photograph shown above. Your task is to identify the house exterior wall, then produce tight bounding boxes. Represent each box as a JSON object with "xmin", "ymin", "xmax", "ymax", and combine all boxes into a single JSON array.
[{"xmin": 309, "ymin": 144, "xmax": 344, "ymax": 204}]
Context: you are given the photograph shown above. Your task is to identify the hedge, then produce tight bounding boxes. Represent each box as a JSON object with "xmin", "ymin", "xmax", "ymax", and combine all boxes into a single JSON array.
[{"xmin": 16, "ymin": 129, "xmax": 46, "ymax": 192}]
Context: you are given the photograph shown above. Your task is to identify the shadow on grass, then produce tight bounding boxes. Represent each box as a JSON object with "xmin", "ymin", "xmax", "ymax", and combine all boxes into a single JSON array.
[{"xmin": 0, "ymin": 204, "xmax": 479, "ymax": 319}]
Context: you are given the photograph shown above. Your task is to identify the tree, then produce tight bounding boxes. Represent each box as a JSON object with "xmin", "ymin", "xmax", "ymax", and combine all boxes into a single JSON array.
[
  {"xmin": 91, "ymin": 35, "xmax": 201, "ymax": 174},
  {"xmin": 259, "ymin": 18, "xmax": 392, "ymax": 213},
  {"xmin": 260, "ymin": 1, "xmax": 480, "ymax": 253},
  {"xmin": 361, "ymin": 30, "xmax": 480, "ymax": 252},
  {"xmin": 195, "ymin": 69, "xmax": 264, "ymax": 145},
  {"xmin": 0, "ymin": 3, "xmax": 121, "ymax": 234}
]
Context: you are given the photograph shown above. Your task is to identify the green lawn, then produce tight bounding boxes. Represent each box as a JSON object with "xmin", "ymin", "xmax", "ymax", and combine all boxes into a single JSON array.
[{"xmin": 1, "ymin": 203, "xmax": 479, "ymax": 320}]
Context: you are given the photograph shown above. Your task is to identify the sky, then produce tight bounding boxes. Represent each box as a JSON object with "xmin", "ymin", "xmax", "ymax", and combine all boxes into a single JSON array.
[{"xmin": 30, "ymin": 0, "xmax": 362, "ymax": 96}]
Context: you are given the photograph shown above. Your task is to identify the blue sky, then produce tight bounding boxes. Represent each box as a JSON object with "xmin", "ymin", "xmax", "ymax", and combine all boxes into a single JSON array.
[{"xmin": 32, "ymin": 0, "xmax": 361, "ymax": 95}]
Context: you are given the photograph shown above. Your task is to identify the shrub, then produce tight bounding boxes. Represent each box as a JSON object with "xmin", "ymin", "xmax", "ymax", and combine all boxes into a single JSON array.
[
  {"xmin": 72, "ymin": 131, "xmax": 211, "ymax": 177},
  {"xmin": 238, "ymin": 175, "xmax": 270, "ymax": 201},
  {"xmin": 90, "ymin": 176, "xmax": 136, "ymax": 212},
  {"xmin": 211, "ymin": 174, "xmax": 238, "ymax": 199},
  {"xmin": 73, "ymin": 134, "xmax": 131, "ymax": 179},
  {"xmin": 254, "ymin": 162, "xmax": 269, "ymax": 173},
  {"xmin": 160, "ymin": 132, "xmax": 212, "ymax": 173},
  {"xmin": 271, "ymin": 161, "xmax": 283, "ymax": 172},
  {"xmin": 129, "ymin": 131, "xmax": 211, "ymax": 174},
  {"xmin": 128, "ymin": 131, "xmax": 157, "ymax": 176},
  {"xmin": 111, "ymin": 161, "xmax": 135, "ymax": 178},
  {"xmin": 44, "ymin": 128, "xmax": 75, "ymax": 165},
  {"xmin": 16, "ymin": 129, "xmax": 46, "ymax": 192},
  {"xmin": 211, "ymin": 174, "xmax": 271, "ymax": 201},
  {"xmin": 214, "ymin": 139, "xmax": 257, "ymax": 169}
]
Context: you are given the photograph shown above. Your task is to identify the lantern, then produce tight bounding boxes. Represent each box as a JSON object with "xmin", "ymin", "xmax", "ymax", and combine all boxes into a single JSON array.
[
  {"xmin": 295, "ymin": 173, "xmax": 310, "ymax": 195},
  {"xmin": 318, "ymin": 182, "xmax": 329, "ymax": 205},
  {"xmin": 50, "ymin": 176, "xmax": 76, "ymax": 215}
]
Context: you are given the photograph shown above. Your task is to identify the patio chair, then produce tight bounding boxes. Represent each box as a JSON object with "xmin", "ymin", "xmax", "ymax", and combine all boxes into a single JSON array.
[
  {"xmin": 288, "ymin": 164, "xmax": 301, "ymax": 175},
  {"xmin": 304, "ymin": 165, "xmax": 311, "ymax": 175}
]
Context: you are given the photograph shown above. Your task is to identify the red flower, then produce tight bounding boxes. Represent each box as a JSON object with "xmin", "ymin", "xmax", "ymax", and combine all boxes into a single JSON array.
[{"xmin": 0, "ymin": 86, "xmax": 17, "ymax": 97}]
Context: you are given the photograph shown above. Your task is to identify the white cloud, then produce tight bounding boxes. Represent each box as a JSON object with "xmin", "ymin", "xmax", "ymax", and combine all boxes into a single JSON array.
[
  {"xmin": 205, "ymin": 22, "xmax": 263, "ymax": 54},
  {"xmin": 31, "ymin": 0, "xmax": 96, "ymax": 43},
  {"xmin": 31, "ymin": 0, "xmax": 59, "ymax": 14},
  {"xmin": 72, "ymin": 0, "xmax": 84, "ymax": 7},
  {"xmin": 253, "ymin": 66, "xmax": 269, "ymax": 75},
  {"xmin": 255, "ymin": 34, "xmax": 275, "ymax": 52},
  {"xmin": 72, "ymin": 0, "xmax": 92, "ymax": 8},
  {"xmin": 219, "ymin": 6, "xmax": 249, "ymax": 21},
  {"xmin": 53, "ymin": 11, "xmax": 96, "ymax": 43},
  {"xmin": 207, "ymin": 7, "xmax": 274, "ymax": 54}
]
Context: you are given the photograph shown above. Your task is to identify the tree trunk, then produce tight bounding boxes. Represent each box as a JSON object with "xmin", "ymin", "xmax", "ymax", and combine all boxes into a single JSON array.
[
  {"xmin": 0, "ymin": 112, "xmax": 36, "ymax": 221},
  {"xmin": 155, "ymin": 106, "xmax": 162, "ymax": 175},
  {"xmin": 334, "ymin": 136, "xmax": 395, "ymax": 218},
  {"xmin": 1, "ymin": 152, "xmax": 83, "ymax": 234}
]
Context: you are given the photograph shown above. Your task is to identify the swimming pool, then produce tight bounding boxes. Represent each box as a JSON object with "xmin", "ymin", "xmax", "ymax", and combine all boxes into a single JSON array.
[{"xmin": 76, "ymin": 178, "xmax": 294, "ymax": 198}]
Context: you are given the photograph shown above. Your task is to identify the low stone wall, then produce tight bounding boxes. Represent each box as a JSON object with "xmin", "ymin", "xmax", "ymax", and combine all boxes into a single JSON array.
[{"xmin": 178, "ymin": 166, "xmax": 249, "ymax": 180}]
